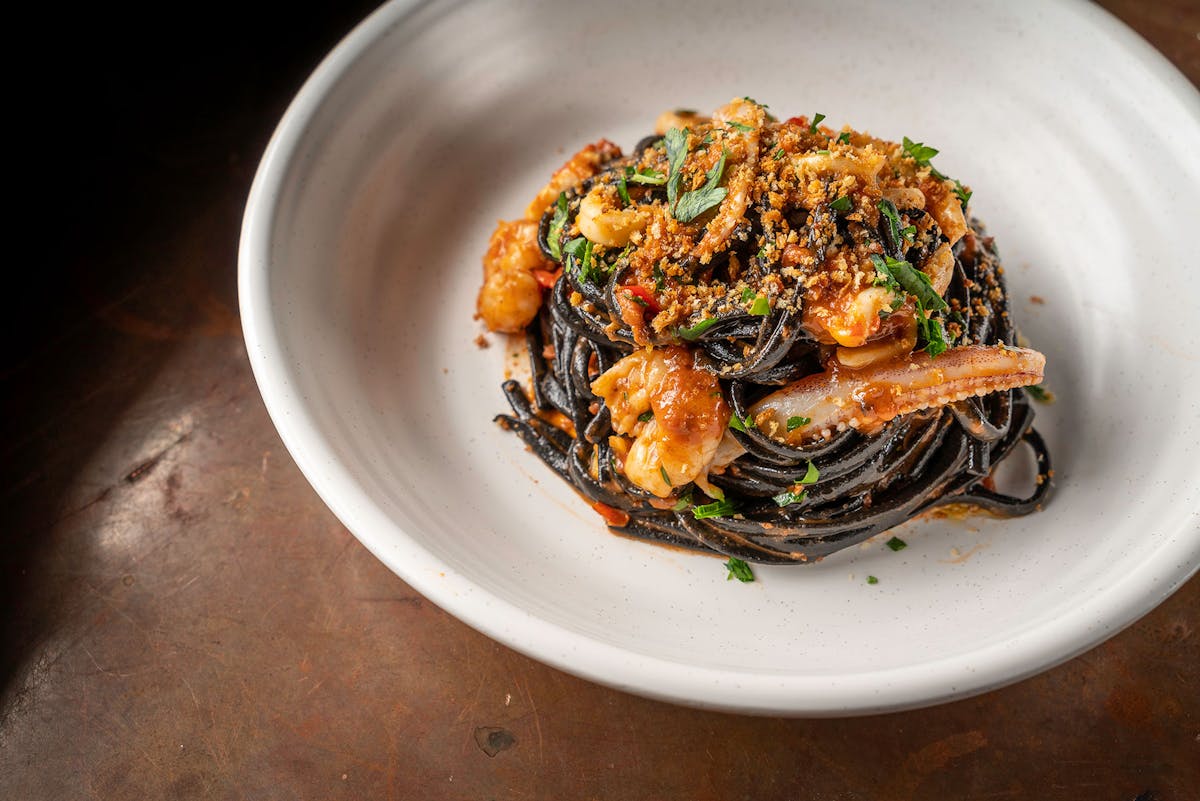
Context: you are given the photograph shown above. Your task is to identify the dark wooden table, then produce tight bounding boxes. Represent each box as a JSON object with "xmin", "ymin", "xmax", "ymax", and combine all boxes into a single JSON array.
[{"xmin": 4, "ymin": 3, "xmax": 1198, "ymax": 799}]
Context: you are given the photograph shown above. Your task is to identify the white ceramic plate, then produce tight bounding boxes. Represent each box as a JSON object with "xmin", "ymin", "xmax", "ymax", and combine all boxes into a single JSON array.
[{"xmin": 239, "ymin": 0, "xmax": 1200, "ymax": 715}]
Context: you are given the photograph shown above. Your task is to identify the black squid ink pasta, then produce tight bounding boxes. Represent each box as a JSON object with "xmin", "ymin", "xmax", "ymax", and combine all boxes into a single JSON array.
[{"xmin": 477, "ymin": 99, "xmax": 1053, "ymax": 567}]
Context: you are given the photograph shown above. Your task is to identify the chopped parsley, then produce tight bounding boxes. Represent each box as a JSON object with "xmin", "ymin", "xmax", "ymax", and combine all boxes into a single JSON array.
[
  {"xmin": 870, "ymin": 254, "xmax": 950, "ymax": 357},
  {"xmin": 749, "ymin": 294, "xmax": 771, "ymax": 316},
  {"xmin": 563, "ymin": 237, "xmax": 599, "ymax": 283},
  {"xmin": 625, "ymin": 165, "xmax": 666, "ymax": 185},
  {"xmin": 728, "ymin": 413, "xmax": 756, "ymax": 433},
  {"xmin": 775, "ymin": 147, "xmax": 786, "ymax": 160},
  {"xmin": 901, "ymin": 136, "xmax": 948, "ymax": 180},
  {"xmin": 637, "ymin": 410, "xmax": 654, "ymax": 423},
  {"xmin": 786, "ymin": 415, "xmax": 810, "ymax": 431},
  {"xmin": 816, "ymin": 149, "xmax": 830, "ymax": 155},
  {"xmin": 659, "ymin": 466, "xmax": 672, "ymax": 486},
  {"xmin": 693, "ymin": 498, "xmax": 737, "ymax": 519},
  {"xmin": 952, "ymin": 180, "xmax": 972, "ymax": 210},
  {"xmin": 876, "ymin": 199, "xmax": 906, "ymax": 249},
  {"xmin": 867, "ymin": 575, "xmax": 879, "ymax": 585},
  {"xmin": 664, "ymin": 127, "xmax": 689, "ymax": 209},
  {"xmin": 797, "ymin": 461, "xmax": 820, "ymax": 485},
  {"xmin": 616, "ymin": 175, "xmax": 631, "ymax": 207},
  {"xmin": 773, "ymin": 489, "xmax": 806, "ymax": 507},
  {"xmin": 740, "ymin": 286, "xmax": 756, "ymax": 303},
  {"xmin": 886, "ymin": 536, "xmax": 907, "ymax": 552},
  {"xmin": 726, "ymin": 121, "xmax": 755, "ymax": 133},
  {"xmin": 809, "ymin": 112, "xmax": 826, "ymax": 134},
  {"xmin": 830, "ymin": 195, "xmax": 852, "ymax": 212},
  {"xmin": 546, "ymin": 193, "xmax": 568, "ymax": 260},
  {"xmin": 671, "ymin": 491, "xmax": 693, "ymax": 511},
  {"xmin": 653, "ymin": 263, "xmax": 666, "ymax": 291},
  {"xmin": 836, "ymin": 131, "xmax": 851, "ymax": 144},
  {"xmin": 724, "ymin": 557, "xmax": 755, "ymax": 583},
  {"xmin": 1027, "ymin": 384, "xmax": 1054, "ymax": 403},
  {"xmin": 677, "ymin": 317, "xmax": 719, "ymax": 340},
  {"xmin": 673, "ymin": 148, "xmax": 730, "ymax": 222}
]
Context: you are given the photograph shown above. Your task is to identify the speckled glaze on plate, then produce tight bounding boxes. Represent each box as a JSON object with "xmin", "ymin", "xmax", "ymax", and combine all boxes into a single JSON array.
[{"xmin": 239, "ymin": 0, "xmax": 1200, "ymax": 714}]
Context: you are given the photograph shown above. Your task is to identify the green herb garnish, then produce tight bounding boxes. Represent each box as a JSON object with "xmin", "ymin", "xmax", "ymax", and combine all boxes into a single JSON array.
[
  {"xmin": 625, "ymin": 165, "xmax": 666, "ymax": 185},
  {"xmin": 728, "ymin": 413, "xmax": 755, "ymax": 433},
  {"xmin": 877, "ymin": 199, "xmax": 905, "ymax": 248},
  {"xmin": 547, "ymin": 193, "xmax": 568, "ymax": 260},
  {"xmin": 616, "ymin": 175, "xmax": 631, "ymax": 207},
  {"xmin": 740, "ymin": 286, "xmax": 755, "ymax": 303},
  {"xmin": 637, "ymin": 410, "xmax": 654, "ymax": 423},
  {"xmin": 726, "ymin": 121, "xmax": 754, "ymax": 133},
  {"xmin": 901, "ymin": 136, "xmax": 948, "ymax": 180},
  {"xmin": 671, "ymin": 490, "xmax": 693, "ymax": 511},
  {"xmin": 786, "ymin": 416, "xmax": 810, "ymax": 431},
  {"xmin": 677, "ymin": 317, "xmax": 719, "ymax": 341},
  {"xmin": 830, "ymin": 195, "xmax": 852, "ymax": 212},
  {"xmin": 660, "ymin": 466, "xmax": 672, "ymax": 486},
  {"xmin": 693, "ymin": 499, "xmax": 737, "ymax": 519},
  {"xmin": 664, "ymin": 127, "xmax": 689, "ymax": 209},
  {"xmin": 809, "ymin": 112, "xmax": 826, "ymax": 134},
  {"xmin": 1027, "ymin": 384, "xmax": 1054, "ymax": 403},
  {"xmin": 816, "ymin": 149, "xmax": 830, "ymax": 155},
  {"xmin": 653, "ymin": 263, "xmax": 666, "ymax": 291},
  {"xmin": 870, "ymin": 254, "xmax": 949, "ymax": 358},
  {"xmin": 952, "ymin": 180, "xmax": 972, "ymax": 210},
  {"xmin": 673, "ymin": 149, "xmax": 729, "ymax": 222},
  {"xmin": 749, "ymin": 295, "xmax": 771, "ymax": 316},
  {"xmin": 798, "ymin": 461, "xmax": 820, "ymax": 485},
  {"xmin": 836, "ymin": 131, "xmax": 851, "ymax": 144},
  {"xmin": 775, "ymin": 147, "xmax": 786, "ymax": 160},
  {"xmin": 773, "ymin": 489, "xmax": 806, "ymax": 507},
  {"xmin": 886, "ymin": 536, "xmax": 907, "ymax": 552},
  {"xmin": 867, "ymin": 575, "xmax": 879, "ymax": 585},
  {"xmin": 724, "ymin": 557, "xmax": 755, "ymax": 583}
]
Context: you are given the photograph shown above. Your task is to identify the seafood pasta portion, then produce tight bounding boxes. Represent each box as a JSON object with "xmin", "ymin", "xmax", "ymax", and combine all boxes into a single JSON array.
[{"xmin": 477, "ymin": 98, "xmax": 1052, "ymax": 565}]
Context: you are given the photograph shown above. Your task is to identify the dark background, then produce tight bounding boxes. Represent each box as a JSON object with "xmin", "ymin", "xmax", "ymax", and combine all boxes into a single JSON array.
[{"xmin": 3, "ymin": 2, "xmax": 1198, "ymax": 799}]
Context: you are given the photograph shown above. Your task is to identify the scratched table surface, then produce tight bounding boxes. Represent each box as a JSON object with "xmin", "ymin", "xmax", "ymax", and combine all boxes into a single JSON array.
[{"xmin": 3, "ymin": 3, "xmax": 1198, "ymax": 799}]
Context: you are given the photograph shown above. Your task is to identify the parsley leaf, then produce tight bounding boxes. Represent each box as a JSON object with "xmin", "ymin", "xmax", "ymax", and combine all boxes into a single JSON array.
[
  {"xmin": 653, "ymin": 263, "xmax": 666, "ymax": 291},
  {"xmin": 677, "ymin": 317, "xmax": 719, "ymax": 340},
  {"xmin": 726, "ymin": 121, "xmax": 754, "ymax": 133},
  {"xmin": 616, "ymin": 175, "xmax": 631, "ymax": 207},
  {"xmin": 775, "ymin": 147, "xmax": 786, "ymax": 160},
  {"xmin": 547, "ymin": 193, "xmax": 568, "ymax": 260},
  {"xmin": 773, "ymin": 489, "xmax": 806, "ymax": 507},
  {"xmin": 901, "ymin": 136, "xmax": 948, "ymax": 180},
  {"xmin": 625, "ymin": 165, "xmax": 666, "ymax": 185},
  {"xmin": 740, "ymin": 286, "xmax": 755, "ymax": 303},
  {"xmin": 671, "ymin": 490, "xmax": 693, "ymax": 511},
  {"xmin": 749, "ymin": 294, "xmax": 771, "ymax": 316},
  {"xmin": 660, "ymin": 466, "xmax": 672, "ymax": 486},
  {"xmin": 724, "ymin": 557, "xmax": 755, "ymax": 583},
  {"xmin": 877, "ymin": 199, "xmax": 905, "ymax": 251},
  {"xmin": 952, "ymin": 180, "xmax": 972, "ymax": 210},
  {"xmin": 886, "ymin": 536, "xmax": 907, "ymax": 552},
  {"xmin": 798, "ymin": 461, "xmax": 820, "ymax": 485},
  {"xmin": 693, "ymin": 499, "xmax": 737, "ymax": 519},
  {"xmin": 728, "ymin": 413, "xmax": 755, "ymax": 433},
  {"xmin": 673, "ymin": 149, "xmax": 729, "ymax": 223},
  {"xmin": 867, "ymin": 575, "xmax": 879, "ymax": 585},
  {"xmin": 638, "ymin": 410, "xmax": 654, "ymax": 423},
  {"xmin": 664, "ymin": 127, "xmax": 689, "ymax": 210},
  {"xmin": 786, "ymin": 415, "xmax": 810, "ymax": 431},
  {"xmin": 836, "ymin": 131, "xmax": 851, "ymax": 144},
  {"xmin": 809, "ymin": 112, "xmax": 826, "ymax": 134},
  {"xmin": 830, "ymin": 195, "xmax": 852, "ymax": 212},
  {"xmin": 869, "ymin": 254, "xmax": 948, "ymax": 314},
  {"xmin": 1027, "ymin": 384, "xmax": 1054, "ymax": 403}
]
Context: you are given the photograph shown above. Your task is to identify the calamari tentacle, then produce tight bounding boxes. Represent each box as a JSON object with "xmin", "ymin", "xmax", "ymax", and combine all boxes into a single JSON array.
[{"xmin": 750, "ymin": 345, "xmax": 1045, "ymax": 443}]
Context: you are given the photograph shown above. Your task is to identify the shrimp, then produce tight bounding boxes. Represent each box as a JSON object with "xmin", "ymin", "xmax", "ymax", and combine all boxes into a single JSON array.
[
  {"xmin": 478, "ymin": 140, "xmax": 620, "ymax": 333},
  {"xmin": 476, "ymin": 220, "xmax": 548, "ymax": 333},
  {"xmin": 591, "ymin": 347, "xmax": 730, "ymax": 497}
]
